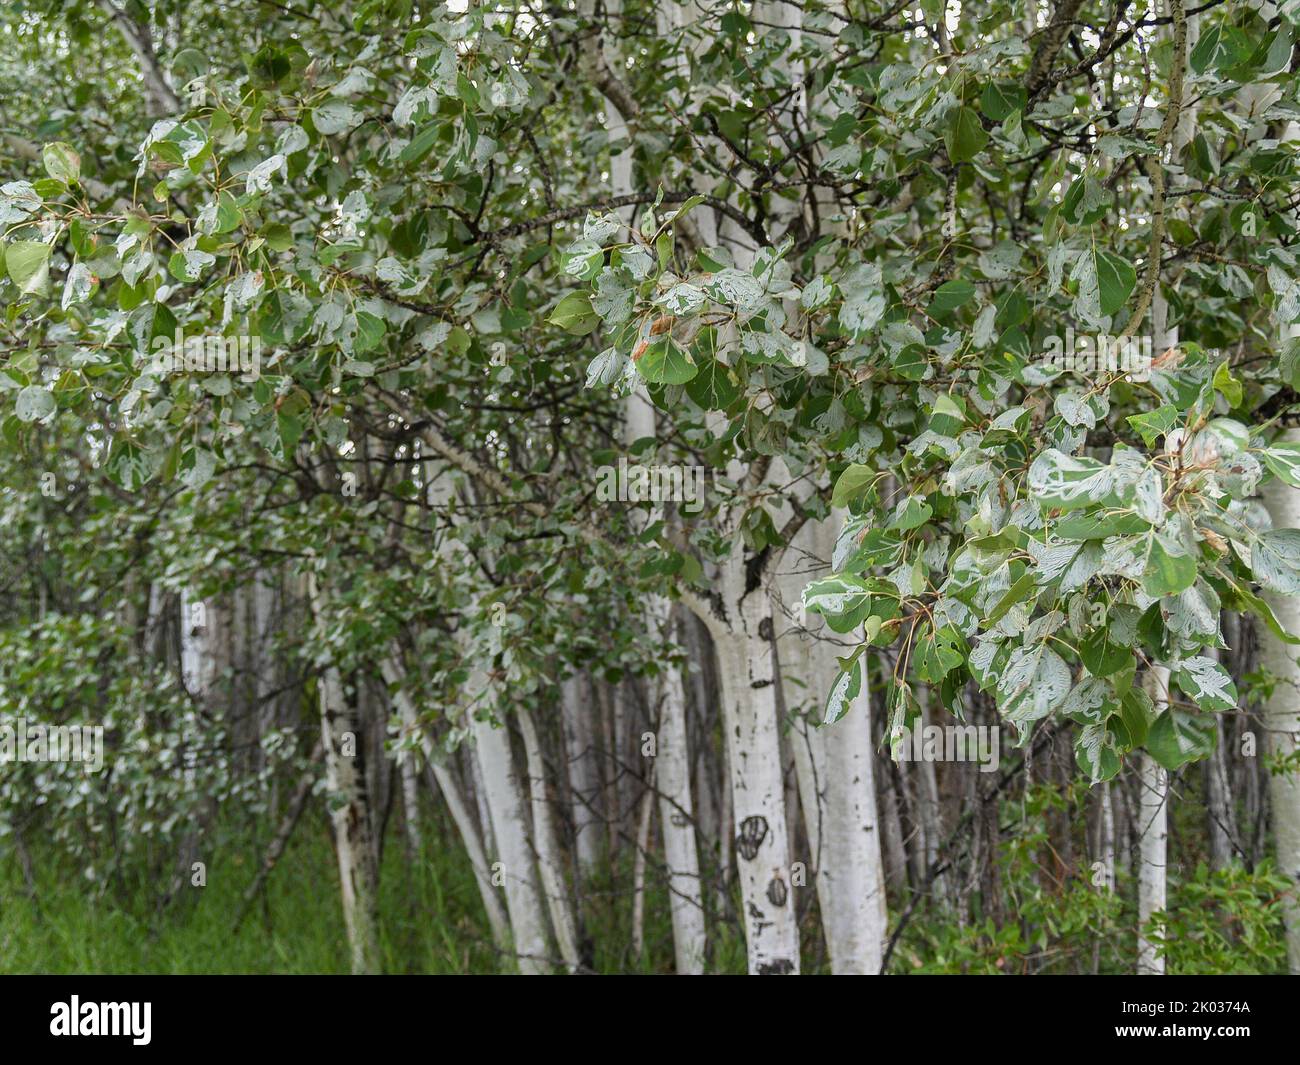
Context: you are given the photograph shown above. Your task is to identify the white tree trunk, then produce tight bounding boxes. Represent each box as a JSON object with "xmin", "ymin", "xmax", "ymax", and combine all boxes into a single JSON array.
[
  {"xmin": 653, "ymin": 607, "xmax": 707, "ymax": 973},
  {"xmin": 561, "ymin": 673, "xmax": 602, "ymax": 875},
  {"xmin": 424, "ymin": 467, "xmax": 554, "ymax": 971},
  {"xmin": 180, "ymin": 589, "xmax": 216, "ymax": 699},
  {"xmin": 399, "ymin": 753, "xmax": 422, "ymax": 856},
  {"xmin": 517, "ymin": 706, "xmax": 582, "ymax": 971},
  {"xmin": 775, "ymin": 516, "xmax": 886, "ymax": 973},
  {"xmin": 472, "ymin": 707, "xmax": 554, "ymax": 974},
  {"xmin": 1137, "ymin": 669, "xmax": 1170, "ymax": 975},
  {"xmin": 317, "ymin": 661, "xmax": 382, "ymax": 974},
  {"xmin": 710, "ymin": 570, "xmax": 800, "ymax": 974},
  {"xmin": 1261, "ymin": 426, "xmax": 1300, "ymax": 973},
  {"xmin": 1259, "ymin": 111, "xmax": 1300, "ymax": 970},
  {"xmin": 631, "ymin": 765, "xmax": 656, "ymax": 960},
  {"xmin": 380, "ymin": 655, "xmax": 510, "ymax": 951},
  {"xmin": 1099, "ymin": 782, "xmax": 1116, "ymax": 893},
  {"xmin": 624, "ymin": 384, "xmax": 706, "ymax": 973}
]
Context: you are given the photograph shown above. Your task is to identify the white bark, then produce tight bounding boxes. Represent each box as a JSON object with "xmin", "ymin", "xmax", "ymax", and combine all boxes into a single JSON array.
[
  {"xmin": 97, "ymin": 0, "xmax": 181, "ymax": 117},
  {"xmin": 180, "ymin": 589, "xmax": 217, "ymax": 699},
  {"xmin": 775, "ymin": 516, "xmax": 887, "ymax": 973},
  {"xmin": 517, "ymin": 706, "xmax": 582, "ymax": 971},
  {"xmin": 710, "ymin": 571, "xmax": 800, "ymax": 974},
  {"xmin": 472, "ymin": 708, "xmax": 554, "ymax": 974},
  {"xmin": 252, "ymin": 573, "xmax": 278, "ymax": 776},
  {"xmin": 561, "ymin": 672, "xmax": 602, "ymax": 875},
  {"xmin": 1132, "ymin": 285, "xmax": 1175, "ymax": 979},
  {"xmin": 380, "ymin": 655, "xmax": 510, "ymax": 951},
  {"xmin": 1099, "ymin": 782, "xmax": 1116, "ymax": 893},
  {"xmin": 631, "ymin": 765, "xmax": 656, "ymax": 960},
  {"xmin": 598, "ymin": 0, "xmax": 706, "ymax": 950},
  {"xmin": 1260, "ymin": 426, "xmax": 1300, "ymax": 973},
  {"xmin": 624, "ymin": 386, "xmax": 706, "ymax": 973},
  {"xmin": 1258, "ymin": 111, "xmax": 1300, "ymax": 974},
  {"xmin": 425, "ymin": 469, "xmax": 554, "ymax": 972},
  {"xmin": 316, "ymin": 659, "xmax": 382, "ymax": 974},
  {"xmin": 653, "ymin": 611, "xmax": 707, "ymax": 973},
  {"xmin": 1137, "ymin": 669, "xmax": 1170, "ymax": 976},
  {"xmin": 399, "ymin": 753, "xmax": 422, "ymax": 856}
]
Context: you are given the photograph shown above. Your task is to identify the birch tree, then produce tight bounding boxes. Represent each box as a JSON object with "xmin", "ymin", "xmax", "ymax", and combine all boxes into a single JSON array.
[{"xmin": 6, "ymin": 0, "xmax": 1300, "ymax": 978}]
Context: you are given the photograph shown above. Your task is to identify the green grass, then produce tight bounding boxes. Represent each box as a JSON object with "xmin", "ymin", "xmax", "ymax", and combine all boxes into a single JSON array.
[
  {"xmin": 5, "ymin": 813, "xmax": 1285, "ymax": 973},
  {"xmin": 0, "ymin": 818, "xmax": 750, "ymax": 973},
  {"xmin": 0, "ymin": 820, "xmax": 499, "ymax": 974}
]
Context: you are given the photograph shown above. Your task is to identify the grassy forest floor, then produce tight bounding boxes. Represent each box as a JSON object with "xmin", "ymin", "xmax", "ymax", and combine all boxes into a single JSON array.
[{"xmin": 1, "ymin": 798, "xmax": 1287, "ymax": 974}]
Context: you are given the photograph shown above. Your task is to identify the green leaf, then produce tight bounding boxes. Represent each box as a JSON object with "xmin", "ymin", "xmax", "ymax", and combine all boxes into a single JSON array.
[
  {"xmin": 1172, "ymin": 655, "xmax": 1237, "ymax": 712},
  {"xmin": 1127, "ymin": 404, "xmax": 1178, "ymax": 447},
  {"xmin": 42, "ymin": 141, "xmax": 81, "ymax": 185},
  {"xmin": 1261, "ymin": 441, "xmax": 1300, "ymax": 489},
  {"xmin": 168, "ymin": 248, "xmax": 216, "ymax": 282},
  {"xmin": 1081, "ymin": 629, "xmax": 1132, "ymax": 676},
  {"xmin": 1250, "ymin": 528, "xmax": 1300, "ymax": 596},
  {"xmin": 945, "ymin": 106, "xmax": 988, "ymax": 164},
  {"xmin": 888, "ymin": 495, "xmax": 932, "ymax": 531},
  {"xmin": 635, "ymin": 336, "xmax": 697, "ymax": 385},
  {"xmin": 891, "ymin": 343, "xmax": 927, "ymax": 381},
  {"xmin": 15, "ymin": 384, "xmax": 55, "ymax": 422},
  {"xmin": 1220, "ymin": 571, "xmax": 1300, "ymax": 644},
  {"xmin": 927, "ymin": 279, "xmax": 976, "ymax": 317},
  {"xmin": 1120, "ymin": 685, "xmax": 1153, "ymax": 745},
  {"xmin": 980, "ymin": 82, "xmax": 1027, "ymax": 122},
  {"xmin": 1143, "ymin": 528, "xmax": 1197, "ymax": 597},
  {"xmin": 684, "ymin": 357, "xmax": 740, "ymax": 410},
  {"xmin": 1076, "ymin": 722, "xmax": 1122, "ymax": 783},
  {"xmin": 353, "ymin": 311, "xmax": 386, "ymax": 353},
  {"xmin": 1028, "ymin": 448, "xmax": 1139, "ymax": 511},
  {"xmin": 1146, "ymin": 708, "xmax": 1216, "ymax": 770},
  {"xmin": 400, "ymin": 122, "xmax": 442, "ymax": 164},
  {"xmin": 1213, "ymin": 360, "xmax": 1243, "ymax": 407},
  {"xmin": 1095, "ymin": 250, "xmax": 1136, "ymax": 316},
  {"xmin": 547, "ymin": 292, "xmax": 598, "ymax": 335},
  {"xmin": 5, "ymin": 240, "xmax": 51, "ymax": 295},
  {"xmin": 1055, "ymin": 511, "xmax": 1151, "ymax": 540},
  {"xmin": 803, "ymin": 574, "xmax": 874, "ymax": 633},
  {"xmin": 1189, "ymin": 23, "xmax": 1224, "ymax": 75},
  {"xmin": 823, "ymin": 650, "xmax": 865, "ymax": 725},
  {"xmin": 984, "ymin": 570, "xmax": 1036, "ymax": 626},
  {"xmin": 997, "ymin": 643, "xmax": 1072, "ymax": 731},
  {"xmin": 831, "ymin": 463, "xmax": 875, "ymax": 508}
]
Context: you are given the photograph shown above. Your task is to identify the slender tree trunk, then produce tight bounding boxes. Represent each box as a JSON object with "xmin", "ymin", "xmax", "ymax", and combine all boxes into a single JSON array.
[
  {"xmin": 517, "ymin": 706, "xmax": 582, "ymax": 971},
  {"xmin": 1204, "ymin": 645, "xmax": 1234, "ymax": 870},
  {"xmin": 1099, "ymin": 781, "xmax": 1116, "ymax": 892},
  {"xmin": 317, "ymin": 661, "xmax": 382, "ymax": 974},
  {"xmin": 1137, "ymin": 670, "xmax": 1170, "ymax": 975},
  {"xmin": 1260, "ymin": 426, "xmax": 1300, "ymax": 973},
  {"xmin": 622, "ymin": 383, "xmax": 706, "ymax": 972},
  {"xmin": 399, "ymin": 752, "xmax": 422, "ymax": 858},
  {"xmin": 709, "ymin": 570, "xmax": 800, "ymax": 974},
  {"xmin": 631, "ymin": 766, "xmax": 656, "ymax": 961},
  {"xmin": 561, "ymin": 672, "xmax": 602, "ymax": 876},
  {"xmin": 380, "ymin": 655, "xmax": 510, "ymax": 951},
  {"xmin": 472, "ymin": 707, "xmax": 554, "ymax": 974},
  {"xmin": 653, "ymin": 611, "xmax": 707, "ymax": 973},
  {"xmin": 776, "ymin": 516, "xmax": 886, "ymax": 972}
]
